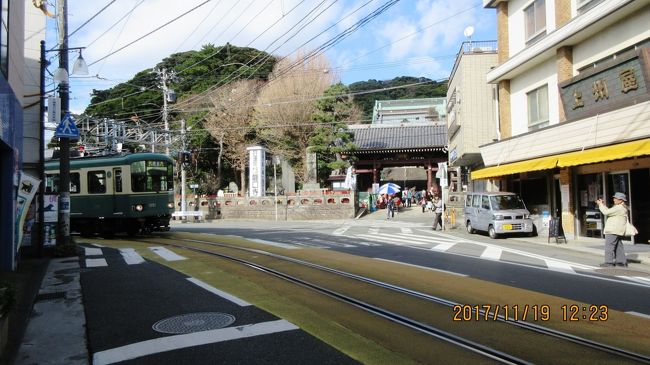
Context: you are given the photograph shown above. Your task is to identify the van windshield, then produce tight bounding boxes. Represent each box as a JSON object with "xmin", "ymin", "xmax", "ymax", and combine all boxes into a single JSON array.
[{"xmin": 490, "ymin": 195, "xmax": 526, "ymax": 210}]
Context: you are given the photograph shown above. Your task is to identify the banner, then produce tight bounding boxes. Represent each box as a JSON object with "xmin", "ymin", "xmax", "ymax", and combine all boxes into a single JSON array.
[{"xmin": 15, "ymin": 172, "xmax": 40, "ymax": 252}]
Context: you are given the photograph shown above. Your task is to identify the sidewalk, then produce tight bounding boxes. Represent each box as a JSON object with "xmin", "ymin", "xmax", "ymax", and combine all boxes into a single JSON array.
[
  {"xmin": 13, "ymin": 257, "xmax": 88, "ymax": 365},
  {"xmin": 360, "ymin": 204, "xmax": 650, "ymax": 270}
]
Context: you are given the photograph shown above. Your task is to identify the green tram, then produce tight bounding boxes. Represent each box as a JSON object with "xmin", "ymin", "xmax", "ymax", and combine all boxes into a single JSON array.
[{"xmin": 44, "ymin": 153, "xmax": 175, "ymax": 236}]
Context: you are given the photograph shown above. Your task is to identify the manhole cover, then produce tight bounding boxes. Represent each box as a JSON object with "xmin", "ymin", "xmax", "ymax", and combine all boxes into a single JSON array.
[{"xmin": 152, "ymin": 312, "xmax": 236, "ymax": 334}]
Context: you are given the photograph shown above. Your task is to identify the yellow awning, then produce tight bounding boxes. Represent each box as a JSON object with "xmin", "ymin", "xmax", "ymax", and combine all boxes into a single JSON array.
[
  {"xmin": 471, "ymin": 138, "xmax": 650, "ymax": 180},
  {"xmin": 557, "ymin": 139, "xmax": 650, "ymax": 167},
  {"xmin": 471, "ymin": 156, "xmax": 558, "ymax": 180}
]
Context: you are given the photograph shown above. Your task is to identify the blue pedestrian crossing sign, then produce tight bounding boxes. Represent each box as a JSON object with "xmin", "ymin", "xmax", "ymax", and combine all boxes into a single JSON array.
[{"xmin": 55, "ymin": 113, "xmax": 80, "ymax": 139}]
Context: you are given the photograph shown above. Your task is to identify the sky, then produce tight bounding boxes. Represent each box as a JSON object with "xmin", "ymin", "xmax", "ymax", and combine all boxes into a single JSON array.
[{"xmin": 45, "ymin": 0, "xmax": 497, "ymax": 114}]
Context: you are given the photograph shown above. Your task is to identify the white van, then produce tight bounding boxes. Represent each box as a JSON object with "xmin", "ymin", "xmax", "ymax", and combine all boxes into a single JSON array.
[{"xmin": 464, "ymin": 192, "xmax": 535, "ymax": 239}]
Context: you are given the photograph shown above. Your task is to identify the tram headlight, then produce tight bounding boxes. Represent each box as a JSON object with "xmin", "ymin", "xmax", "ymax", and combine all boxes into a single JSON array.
[
  {"xmin": 167, "ymin": 202, "xmax": 174, "ymax": 209},
  {"xmin": 134, "ymin": 204, "xmax": 144, "ymax": 212}
]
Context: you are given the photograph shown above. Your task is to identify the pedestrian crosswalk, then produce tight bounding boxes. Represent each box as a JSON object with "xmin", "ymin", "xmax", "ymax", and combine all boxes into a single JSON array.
[
  {"xmin": 81, "ymin": 244, "xmax": 186, "ymax": 268},
  {"xmin": 78, "ymin": 230, "xmax": 650, "ymax": 288}
]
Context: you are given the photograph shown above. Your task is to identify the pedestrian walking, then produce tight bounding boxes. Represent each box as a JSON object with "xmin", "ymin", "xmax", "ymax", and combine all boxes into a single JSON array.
[
  {"xmin": 407, "ymin": 189, "xmax": 413, "ymax": 207},
  {"xmin": 596, "ymin": 192, "xmax": 629, "ymax": 267},
  {"xmin": 432, "ymin": 195, "xmax": 443, "ymax": 230},
  {"xmin": 387, "ymin": 195, "xmax": 396, "ymax": 219}
]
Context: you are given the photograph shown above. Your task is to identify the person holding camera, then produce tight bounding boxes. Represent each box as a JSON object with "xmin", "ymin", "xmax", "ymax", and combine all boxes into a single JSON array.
[{"xmin": 595, "ymin": 192, "xmax": 629, "ymax": 267}]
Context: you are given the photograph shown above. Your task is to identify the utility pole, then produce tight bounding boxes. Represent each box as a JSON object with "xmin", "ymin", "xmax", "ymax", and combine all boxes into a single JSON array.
[
  {"xmin": 180, "ymin": 119, "xmax": 187, "ymax": 216},
  {"xmin": 57, "ymin": 0, "xmax": 71, "ymax": 246},
  {"xmin": 156, "ymin": 68, "xmax": 175, "ymax": 156}
]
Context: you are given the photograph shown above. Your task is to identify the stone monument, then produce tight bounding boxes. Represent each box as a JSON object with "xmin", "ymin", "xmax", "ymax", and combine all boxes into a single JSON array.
[
  {"xmin": 302, "ymin": 147, "xmax": 321, "ymax": 191},
  {"xmin": 247, "ymin": 146, "xmax": 266, "ymax": 197}
]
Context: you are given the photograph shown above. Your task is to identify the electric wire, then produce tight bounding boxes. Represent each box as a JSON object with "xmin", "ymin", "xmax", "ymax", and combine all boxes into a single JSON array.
[
  {"xmin": 172, "ymin": 0, "xmax": 223, "ymax": 53},
  {"xmin": 68, "ymin": 0, "xmax": 118, "ymax": 38},
  {"xmin": 184, "ymin": 0, "xmax": 398, "ymax": 114},
  {"xmin": 85, "ymin": 0, "xmax": 147, "ymax": 48},
  {"xmin": 88, "ymin": 0, "xmax": 214, "ymax": 67}
]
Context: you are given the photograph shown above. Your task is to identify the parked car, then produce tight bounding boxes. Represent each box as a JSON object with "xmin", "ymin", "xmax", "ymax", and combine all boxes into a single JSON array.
[{"xmin": 464, "ymin": 192, "xmax": 535, "ymax": 239}]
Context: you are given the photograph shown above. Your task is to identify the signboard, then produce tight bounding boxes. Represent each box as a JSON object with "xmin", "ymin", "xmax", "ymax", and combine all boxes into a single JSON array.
[
  {"xmin": 559, "ymin": 48, "xmax": 649, "ymax": 122},
  {"xmin": 55, "ymin": 113, "xmax": 80, "ymax": 139},
  {"xmin": 189, "ymin": 184, "xmax": 199, "ymax": 189},
  {"xmin": 247, "ymin": 146, "xmax": 266, "ymax": 197},
  {"xmin": 48, "ymin": 97, "xmax": 61, "ymax": 124}
]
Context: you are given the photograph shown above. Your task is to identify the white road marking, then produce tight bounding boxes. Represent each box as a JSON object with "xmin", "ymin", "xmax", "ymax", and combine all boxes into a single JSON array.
[
  {"xmin": 368, "ymin": 227, "xmax": 379, "ymax": 235},
  {"xmin": 119, "ymin": 248, "xmax": 145, "ymax": 265},
  {"xmin": 544, "ymin": 260, "xmax": 575, "ymax": 273},
  {"xmin": 187, "ymin": 278, "xmax": 251, "ymax": 306},
  {"xmin": 626, "ymin": 311, "xmax": 650, "ymax": 319},
  {"xmin": 247, "ymin": 238, "xmax": 299, "ymax": 249},
  {"xmin": 92, "ymin": 320, "xmax": 299, "ymax": 365},
  {"xmin": 374, "ymin": 258, "xmax": 468, "ymax": 277},
  {"xmin": 148, "ymin": 247, "xmax": 187, "ymax": 261},
  {"xmin": 332, "ymin": 226, "xmax": 350, "ymax": 236},
  {"xmin": 431, "ymin": 241, "xmax": 457, "ymax": 251},
  {"xmin": 417, "ymin": 230, "xmax": 597, "ymax": 271},
  {"xmin": 620, "ymin": 276, "xmax": 650, "ymax": 286},
  {"xmin": 84, "ymin": 247, "xmax": 103, "ymax": 256},
  {"xmin": 400, "ymin": 227, "xmax": 413, "ymax": 234},
  {"xmin": 480, "ymin": 246, "xmax": 502, "ymax": 261},
  {"xmin": 85, "ymin": 258, "xmax": 107, "ymax": 267},
  {"xmin": 357, "ymin": 234, "xmax": 424, "ymax": 246},
  {"xmin": 372, "ymin": 233, "xmax": 445, "ymax": 245}
]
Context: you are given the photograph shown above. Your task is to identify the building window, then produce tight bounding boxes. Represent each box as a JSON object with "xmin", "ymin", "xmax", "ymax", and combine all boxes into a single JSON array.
[
  {"xmin": 527, "ymin": 85, "xmax": 549, "ymax": 131},
  {"xmin": 524, "ymin": 0, "xmax": 546, "ymax": 42},
  {"xmin": 0, "ymin": 0, "xmax": 8, "ymax": 78}
]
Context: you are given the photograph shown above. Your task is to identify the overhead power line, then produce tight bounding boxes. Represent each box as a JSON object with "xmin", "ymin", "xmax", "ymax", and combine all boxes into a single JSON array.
[
  {"xmin": 88, "ymin": 0, "xmax": 214, "ymax": 67},
  {"xmin": 85, "ymin": 0, "xmax": 146, "ymax": 48},
  {"xmin": 69, "ymin": 0, "xmax": 118, "ymax": 38}
]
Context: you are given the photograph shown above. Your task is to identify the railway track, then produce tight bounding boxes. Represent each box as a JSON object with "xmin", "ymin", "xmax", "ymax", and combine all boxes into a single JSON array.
[{"xmin": 120, "ymin": 234, "xmax": 650, "ymax": 364}]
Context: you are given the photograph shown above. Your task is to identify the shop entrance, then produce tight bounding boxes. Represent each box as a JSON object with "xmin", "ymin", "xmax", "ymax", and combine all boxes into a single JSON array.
[{"xmin": 630, "ymin": 169, "xmax": 650, "ymax": 244}]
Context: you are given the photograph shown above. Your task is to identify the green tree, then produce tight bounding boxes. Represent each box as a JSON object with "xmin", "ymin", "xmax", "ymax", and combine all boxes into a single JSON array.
[{"xmin": 308, "ymin": 83, "xmax": 362, "ymax": 184}]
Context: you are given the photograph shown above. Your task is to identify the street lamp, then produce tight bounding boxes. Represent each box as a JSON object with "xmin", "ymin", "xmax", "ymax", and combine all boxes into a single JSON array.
[{"xmin": 44, "ymin": 0, "xmax": 88, "ymax": 247}]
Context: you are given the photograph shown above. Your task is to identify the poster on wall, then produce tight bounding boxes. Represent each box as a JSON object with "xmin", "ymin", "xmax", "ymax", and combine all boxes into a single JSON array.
[
  {"xmin": 44, "ymin": 194, "xmax": 58, "ymax": 223},
  {"xmin": 43, "ymin": 194, "xmax": 59, "ymax": 247},
  {"xmin": 15, "ymin": 173, "xmax": 40, "ymax": 252}
]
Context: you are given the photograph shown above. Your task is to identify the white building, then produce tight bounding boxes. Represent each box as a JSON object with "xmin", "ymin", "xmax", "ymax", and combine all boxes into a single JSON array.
[
  {"xmin": 446, "ymin": 40, "xmax": 499, "ymax": 193},
  {"xmin": 474, "ymin": 0, "xmax": 650, "ymax": 242}
]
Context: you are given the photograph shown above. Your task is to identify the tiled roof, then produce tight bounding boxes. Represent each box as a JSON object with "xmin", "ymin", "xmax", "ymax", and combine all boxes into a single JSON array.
[{"xmin": 349, "ymin": 123, "xmax": 447, "ymax": 152}]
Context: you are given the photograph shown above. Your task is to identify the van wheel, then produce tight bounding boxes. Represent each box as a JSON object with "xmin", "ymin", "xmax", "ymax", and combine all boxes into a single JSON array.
[
  {"xmin": 488, "ymin": 225, "xmax": 498, "ymax": 239},
  {"xmin": 466, "ymin": 221, "xmax": 475, "ymax": 234}
]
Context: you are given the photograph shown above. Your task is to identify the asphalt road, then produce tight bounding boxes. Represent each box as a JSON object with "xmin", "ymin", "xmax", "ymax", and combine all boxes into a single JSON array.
[{"xmin": 169, "ymin": 219, "xmax": 650, "ymax": 317}]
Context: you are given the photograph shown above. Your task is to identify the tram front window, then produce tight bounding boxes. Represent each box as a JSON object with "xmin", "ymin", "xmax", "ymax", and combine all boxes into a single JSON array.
[{"xmin": 131, "ymin": 160, "xmax": 174, "ymax": 192}]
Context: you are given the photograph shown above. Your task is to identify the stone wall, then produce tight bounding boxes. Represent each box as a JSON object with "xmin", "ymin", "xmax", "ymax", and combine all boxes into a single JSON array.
[{"xmin": 219, "ymin": 193, "xmax": 356, "ymax": 220}]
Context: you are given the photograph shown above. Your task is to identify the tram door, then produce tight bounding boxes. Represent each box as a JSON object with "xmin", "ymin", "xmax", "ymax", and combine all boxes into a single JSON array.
[
  {"xmin": 607, "ymin": 172, "xmax": 632, "ymax": 242},
  {"xmin": 113, "ymin": 168, "xmax": 122, "ymax": 214}
]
